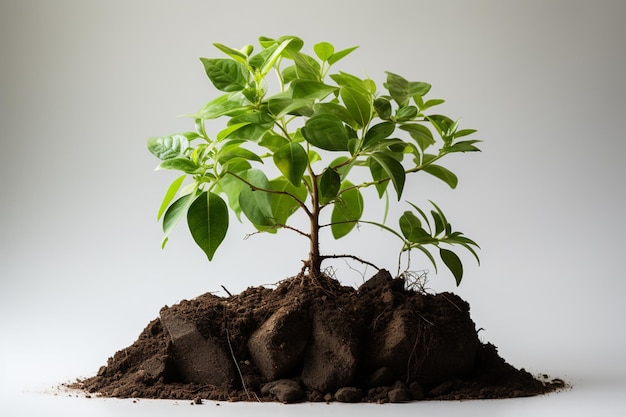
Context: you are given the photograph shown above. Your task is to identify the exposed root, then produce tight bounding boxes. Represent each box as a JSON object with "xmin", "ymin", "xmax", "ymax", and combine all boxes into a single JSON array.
[
  {"xmin": 223, "ymin": 308, "xmax": 253, "ymax": 401},
  {"xmin": 400, "ymin": 270, "xmax": 430, "ymax": 294},
  {"xmin": 439, "ymin": 292, "xmax": 463, "ymax": 313}
]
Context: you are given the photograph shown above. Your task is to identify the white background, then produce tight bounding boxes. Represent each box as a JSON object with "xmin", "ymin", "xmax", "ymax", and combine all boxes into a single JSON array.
[{"xmin": 1, "ymin": 1, "xmax": 625, "ymax": 415}]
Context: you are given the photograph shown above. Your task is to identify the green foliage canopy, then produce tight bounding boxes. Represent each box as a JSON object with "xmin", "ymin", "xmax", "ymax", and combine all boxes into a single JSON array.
[{"xmin": 148, "ymin": 36, "xmax": 481, "ymax": 285}]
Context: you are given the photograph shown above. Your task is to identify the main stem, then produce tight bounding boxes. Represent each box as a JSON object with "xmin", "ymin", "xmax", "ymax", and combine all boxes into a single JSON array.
[{"xmin": 308, "ymin": 171, "xmax": 322, "ymax": 278}]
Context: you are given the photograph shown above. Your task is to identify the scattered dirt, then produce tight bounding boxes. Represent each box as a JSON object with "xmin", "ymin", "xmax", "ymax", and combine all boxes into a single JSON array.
[{"xmin": 69, "ymin": 270, "xmax": 565, "ymax": 403}]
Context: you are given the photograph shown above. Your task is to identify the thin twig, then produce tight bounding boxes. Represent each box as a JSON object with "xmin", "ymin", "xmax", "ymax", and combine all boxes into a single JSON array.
[
  {"xmin": 244, "ymin": 223, "xmax": 310, "ymax": 240},
  {"xmin": 221, "ymin": 285, "xmax": 233, "ymax": 297},
  {"xmin": 320, "ymin": 254, "xmax": 380, "ymax": 271}
]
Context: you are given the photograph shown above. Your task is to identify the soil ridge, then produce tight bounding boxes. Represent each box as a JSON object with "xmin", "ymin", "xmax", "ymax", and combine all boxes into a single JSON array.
[{"xmin": 72, "ymin": 270, "xmax": 564, "ymax": 403}]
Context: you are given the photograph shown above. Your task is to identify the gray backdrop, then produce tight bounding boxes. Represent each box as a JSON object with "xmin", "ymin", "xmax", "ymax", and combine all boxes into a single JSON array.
[{"xmin": 1, "ymin": 0, "xmax": 625, "ymax": 409}]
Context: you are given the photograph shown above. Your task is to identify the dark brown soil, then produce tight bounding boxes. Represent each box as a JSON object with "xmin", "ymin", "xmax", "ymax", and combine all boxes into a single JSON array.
[{"xmin": 70, "ymin": 270, "xmax": 565, "ymax": 403}]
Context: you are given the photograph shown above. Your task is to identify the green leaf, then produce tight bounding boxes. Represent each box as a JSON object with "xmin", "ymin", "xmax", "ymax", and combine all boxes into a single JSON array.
[
  {"xmin": 406, "ymin": 201, "xmax": 429, "ymax": 223},
  {"xmin": 214, "ymin": 170, "xmax": 247, "ymax": 220},
  {"xmin": 446, "ymin": 234, "xmax": 481, "ymax": 265},
  {"xmin": 363, "ymin": 121, "xmax": 396, "ymax": 149},
  {"xmin": 396, "ymin": 106, "xmax": 418, "ymax": 121},
  {"xmin": 162, "ymin": 191, "xmax": 195, "ymax": 248},
  {"xmin": 148, "ymin": 134, "xmax": 191, "ymax": 160},
  {"xmin": 219, "ymin": 157, "xmax": 251, "ymax": 175},
  {"xmin": 408, "ymin": 81, "xmax": 431, "ymax": 97},
  {"xmin": 240, "ymin": 44, "xmax": 254, "ymax": 57},
  {"xmin": 258, "ymin": 35, "xmax": 303, "ymax": 52},
  {"xmin": 187, "ymin": 191, "xmax": 229, "ymax": 261},
  {"xmin": 259, "ymin": 132, "xmax": 289, "ymax": 152},
  {"xmin": 158, "ymin": 157, "xmax": 202, "ymax": 174},
  {"xmin": 369, "ymin": 152, "xmax": 406, "ymax": 200},
  {"xmin": 422, "ymin": 98, "xmax": 445, "ymax": 110},
  {"xmin": 269, "ymin": 177, "xmax": 307, "ymax": 225},
  {"xmin": 290, "ymin": 80, "xmax": 338, "ymax": 100},
  {"xmin": 340, "ymin": 86, "xmax": 372, "ymax": 128},
  {"xmin": 427, "ymin": 114, "xmax": 454, "ymax": 138},
  {"xmin": 308, "ymin": 149, "xmax": 322, "ymax": 164},
  {"xmin": 194, "ymin": 92, "xmax": 250, "ymax": 119},
  {"xmin": 399, "ymin": 123, "xmax": 435, "ymax": 151},
  {"xmin": 374, "ymin": 97, "xmax": 393, "ymax": 120},
  {"xmin": 399, "ymin": 211, "xmax": 434, "ymax": 243},
  {"xmin": 267, "ymin": 96, "xmax": 312, "ymax": 118},
  {"xmin": 331, "ymin": 181, "xmax": 363, "ymax": 239},
  {"xmin": 239, "ymin": 169, "xmax": 274, "ymax": 226},
  {"xmin": 212, "ymin": 42, "xmax": 248, "ymax": 64},
  {"xmin": 368, "ymin": 157, "xmax": 389, "ymax": 198},
  {"xmin": 313, "ymin": 41, "xmax": 334, "ymax": 61},
  {"xmin": 440, "ymin": 248, "xmax": 463, "ymax": 286},
  {"xmin": 313, "ymin": 102, "xmax": 356, "ymax": 126},
  {"xmin": 429, "ymin": 201, "xmax": 451, "ymax": 236},
  {"xmin": 189, "ymin": 143, "xmax": 209, "ymax": 166},
  {"xmin": 399, "ymin": 211, "xmax": 420, "ymax": 238},
  {"xmin": 445, "ymin": 140, "xmax": 482, "ymax": 153},
  {"xmin": 248, "ymin": 43, "xmax": 278, "ymax": 72},
  {"xmin": 226, "ymin": 111, "xmax": 274, "ymax": 141},
  {"xmin": 200, "ymin": 58, "xmax": 249, "ymax": 92},
  {"xmin": 158, "ymin": 175, "xmax": 186, "ymax": 221},
  {"xmin": 431, "ymin": 209, "xmax": 445, "ymax": 236},
  {"xmin": 330, "ymin": 72, "xmax": 370, "ymax": 92},
  {"xmin": 328, "ymin": 46, "xmax": 359, "ymax": 65},
  {"xmin": 454, "ymin": 129, "xmax": 477, "ymax": 139},
  {"xmin": 288, "ymin": 51, "xmax": 321, "ymax": 81},
  {"xmin": 260, "ymin": 38, "xmax": 293, "ymax": 76},
  {"xmin": 273, "ymin": 142, "xmax": 307, "ymax": 186},
  {"xmin": 216, "ymin": 122, "xmax": 251, "ymax": 141},
  {"xmin": 384, "ymin": 72, "xmax": 411, "ymax": 106},
  {"xmin": 258, "ymin": 36, "xmax": 276, "ymax": 48},
  {"xmin": 318, "ymin": 167, "xmax": 341, "ymax": 205},
  {"xmin": 280, "ymin": 65, "xmax": 298, "ymax": 84},
  {"xmin": 217, "ymin": 141, "xmax": 263, "ymax": 165},
  {"xmin": 422, "ymin": 164, "xmax": 458, "ymax": 189},
  {"xmin": 301, "ymin": 113, "xmax": 349, "ymax": 151},
  {"xmin": 384, "ymin": 72, "xmax": 432, "ymax": 107}
]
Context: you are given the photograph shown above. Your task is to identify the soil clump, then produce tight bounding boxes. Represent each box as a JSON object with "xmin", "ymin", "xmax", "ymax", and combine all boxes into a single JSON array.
[{"xmin": 71, "ymin": 270, "xmax": 565, "ymax": 403}]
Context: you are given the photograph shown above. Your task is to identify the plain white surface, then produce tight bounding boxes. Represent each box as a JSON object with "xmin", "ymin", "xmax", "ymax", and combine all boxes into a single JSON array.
[
  {"xmin": 1, "ymin": 0, "xmax": 625, "ymax": 415},
  {"xmin": 2, "ymin": 378, "xmax": 626, "ymax": 417}
]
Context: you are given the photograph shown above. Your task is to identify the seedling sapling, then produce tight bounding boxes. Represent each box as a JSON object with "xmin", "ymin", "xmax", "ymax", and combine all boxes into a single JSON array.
[{"xmin": 148, "ymin": 36, "xmax": 481, "ymax": 285}]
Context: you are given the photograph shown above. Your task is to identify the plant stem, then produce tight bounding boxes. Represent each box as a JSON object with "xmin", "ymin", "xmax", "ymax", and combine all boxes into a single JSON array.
[
  {"xmin": 308, "ymin": 169, "xmax": 322, "ymax": 278},
  {"xmin": 309, "ymin": 172, "xmax": 322, "ymax": 278}
]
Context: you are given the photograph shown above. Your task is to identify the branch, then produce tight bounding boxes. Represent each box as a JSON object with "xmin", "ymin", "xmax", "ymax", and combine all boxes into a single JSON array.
[
  {"xmin": 333, "ymin": 153, "xmax": 447, "ymax": 197},
  {"xmin": 336, "ymin": 176, "xmax": 391, "ymax": 196},
  {"xmin": 318, "ymin": 219, "xmax": 405, "ymax": 244},
  {"xmin": 273, "ymin": 223, "xmax": 310, "ymax": 238},
  {"xmin": 273, "ymin": 119, "xmax": 292, "ymax": 139},
  {"xmin": 244, "ymin": 223, "xmax": 310, "ymax": 240},
  {"xmin": 320, "ymin": 254, "xmax": 381, "ymax": 271},
  {"xmin": 224, "ymin": 170, "xmax": 312, "ymax": 217}
]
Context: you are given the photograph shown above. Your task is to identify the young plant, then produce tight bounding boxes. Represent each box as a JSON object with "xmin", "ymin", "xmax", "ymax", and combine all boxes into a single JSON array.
[{"xmin": 148, "ymin": 36, "xmax": 481, "ymax": 285}]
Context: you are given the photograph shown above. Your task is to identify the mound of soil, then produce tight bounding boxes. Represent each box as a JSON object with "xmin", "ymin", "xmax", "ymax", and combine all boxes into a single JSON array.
[{"xmin": 71, "ymin": 270, "xmax": 564, "ymax": 403}]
